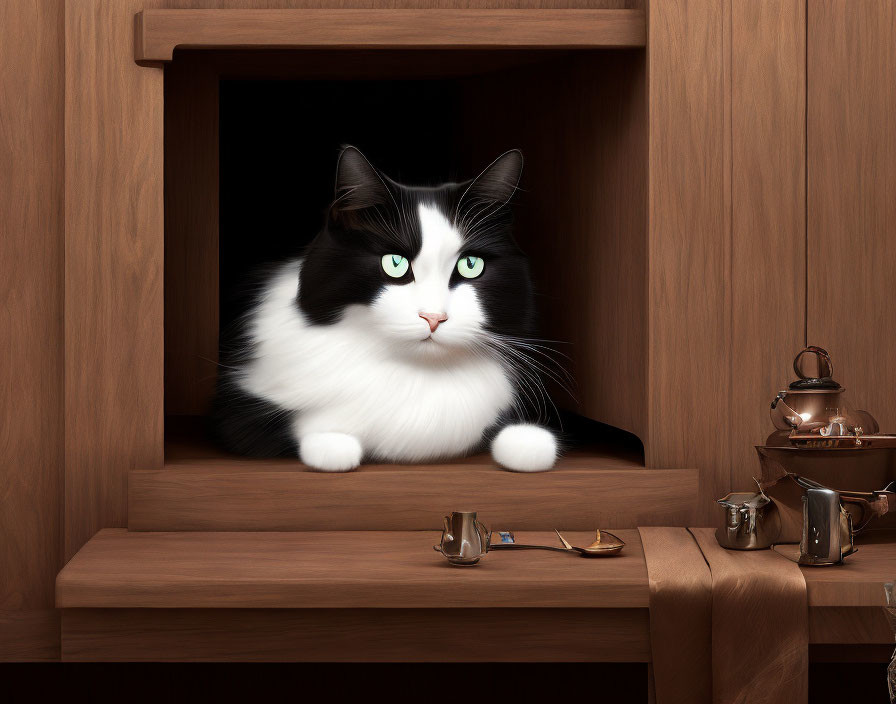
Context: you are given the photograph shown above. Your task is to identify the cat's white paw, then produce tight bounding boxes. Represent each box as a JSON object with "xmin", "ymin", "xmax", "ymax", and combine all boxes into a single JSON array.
[
  {"xmin": 300, "ymin": 432, "xmax": 363, "ymax": 472},
  {"xmin": 491, "ymin": 424, "xmax": 558, "ymax": 472}
]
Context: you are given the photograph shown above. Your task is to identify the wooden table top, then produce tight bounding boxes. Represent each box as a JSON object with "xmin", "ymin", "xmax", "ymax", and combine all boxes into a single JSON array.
[
  {"xmin": 797, "ymin": 531, "xmax": 896, "ymax": 607},
  {"xmin": 58, "ymin": 527, "xmax": 896, "ymax": 612},
  {"xmin": 57, "ymin": 529, "xmax": 648, "ymax": 609}
]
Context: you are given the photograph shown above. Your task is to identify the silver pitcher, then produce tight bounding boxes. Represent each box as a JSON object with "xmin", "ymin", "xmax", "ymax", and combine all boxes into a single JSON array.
[
  {"xmin": 716, "ymin": 490, "xmax": 780, "ymax": 550},
  {"xmin": 434, "ymin": 511, "xmax": 491, "ymax": 566},
  {"xmin": 799, "ymin": 487, "xmax": 856, "ymax": 565}
]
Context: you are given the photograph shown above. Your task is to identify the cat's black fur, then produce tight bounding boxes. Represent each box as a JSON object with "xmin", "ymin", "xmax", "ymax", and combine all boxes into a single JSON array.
[
  {"xmin": 298, "ymin": 147, "xmax": 536, "ymax": 337},
  {"xmin": 212, "ymin": 147, "xmax": 541, "ymax": 458}
]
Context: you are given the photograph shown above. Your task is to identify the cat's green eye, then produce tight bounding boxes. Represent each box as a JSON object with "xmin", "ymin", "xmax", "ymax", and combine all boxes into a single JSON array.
[
  {"xmin": 381, "ymin": 254, "xmax": 409, "ymax": 278},
  {"xmin": 457, "ymin": 255, "xmax": 485, "ymax": 279}
]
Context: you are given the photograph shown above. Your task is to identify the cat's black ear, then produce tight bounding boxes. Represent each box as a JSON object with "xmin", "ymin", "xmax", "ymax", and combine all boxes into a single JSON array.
[
  {"xmin": 459, "ymin": 149, "xmax": 523, "ymax": 209},
  {"xmin": 333, "ymin": 146, "xmax": 394, "ymax": 212}
]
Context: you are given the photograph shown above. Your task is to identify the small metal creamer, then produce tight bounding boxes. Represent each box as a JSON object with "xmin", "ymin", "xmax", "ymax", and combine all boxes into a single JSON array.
[
  {"xmin": 716, "ymin": 488, "xmax": 781, "ymax": 550},
  {"xmin": 433, "ymin": 511, "xmax": 491, "ymax": 566}
]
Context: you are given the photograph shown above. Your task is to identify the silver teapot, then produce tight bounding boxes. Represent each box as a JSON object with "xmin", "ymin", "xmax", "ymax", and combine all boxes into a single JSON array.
[{"xmin": 434, "ymin": 511, "xmax": 491, "ymax": 566}]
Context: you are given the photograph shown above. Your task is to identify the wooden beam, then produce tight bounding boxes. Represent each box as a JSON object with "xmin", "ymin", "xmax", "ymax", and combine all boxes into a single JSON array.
[
  {"xmin": 65, "ymin": 0, "xmax": 165, "ymax": 560},
  {"xmin": 129, "ymin": 465, "xmax": 698, "ymax": 531},
  {"xmin": 135, "ymin": 9, "xmax": 647, "ymax": 62},
  {"xmin": 0, "ymin": 0, "xmax": 64, "ymax": 662},
  {"xmin": 62, "ymin": 608, "xmax": 651, "ymax": 662}
]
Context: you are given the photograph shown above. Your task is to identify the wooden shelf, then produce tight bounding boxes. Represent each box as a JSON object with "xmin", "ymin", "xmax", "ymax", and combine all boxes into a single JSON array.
[
  {"xmin": 56, "ymin": 529, "xmax": 896, "ymax": 660},
  {"xmin": 135, "ymin": 9, "xmax": 647, "ymax": 62},
  {"xmin": 129, "ymin": 425, "xmax": 697, "ymax": 531},
  {"xmin": 799, "ymin": 531, "xmax": 896, "ymax": 608},
  {"xmin": 57, "ymin": 529, "xmax": 652, "ymax": 661},
  {"xmin": 57, "ymin": 529, "xmax": 648, "ymax": 609}
]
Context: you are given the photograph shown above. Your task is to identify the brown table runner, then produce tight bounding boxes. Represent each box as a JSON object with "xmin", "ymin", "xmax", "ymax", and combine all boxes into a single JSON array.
[
  {"xmin": 690, "ymin": 527, "xmax": 808, "ymax": 704},
  {"xmin": 640, "ymin": 527, "xmax": 809, "ymax": 704},
  {"xmin": 639, "ymin": 527, "xmax": 712, "ymax": 704}
]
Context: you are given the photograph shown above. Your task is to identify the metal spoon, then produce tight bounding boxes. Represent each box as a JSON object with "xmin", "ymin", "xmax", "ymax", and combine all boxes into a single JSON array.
[
  {"xmin": 488, "ymin": 530, "xmax": 625, "ymax": 557},
  {"xmin": 555, "ymin": 529, "xmax": 625, "ymax": 557}
]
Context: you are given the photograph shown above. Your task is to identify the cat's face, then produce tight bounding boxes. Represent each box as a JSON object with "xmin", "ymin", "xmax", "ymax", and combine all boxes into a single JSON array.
[{"xmin": 298, "ymin": 148, "xmax": 535, "ymax": 359}]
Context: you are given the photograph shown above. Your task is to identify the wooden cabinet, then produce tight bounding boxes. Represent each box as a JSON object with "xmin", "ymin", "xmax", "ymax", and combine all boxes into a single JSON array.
[{"xmin": 3, "ymin": 0, "xmax": 895, "ymax": 663}]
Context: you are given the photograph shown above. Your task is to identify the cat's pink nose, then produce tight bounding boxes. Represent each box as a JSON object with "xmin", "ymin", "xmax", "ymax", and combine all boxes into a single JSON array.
[{"xmin": 419, "ymin": 311, "xmax": 448, "ymax": 333}]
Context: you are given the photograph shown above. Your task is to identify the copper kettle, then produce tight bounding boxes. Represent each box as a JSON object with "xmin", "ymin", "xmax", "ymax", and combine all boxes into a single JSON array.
[{"xmin": 769, "ymin": 346, "xmax": 879, "ymax": 444}]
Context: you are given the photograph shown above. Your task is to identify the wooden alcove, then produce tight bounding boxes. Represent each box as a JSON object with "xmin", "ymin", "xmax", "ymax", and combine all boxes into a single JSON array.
[
  {"xmin": 146, "ymin": 9, "xmax": 699, "ymax": 532},
  {"xmin": 59, "ymin": 3, "xmax": 729, "ymax": 667},
  {"xmin": 60, "ymin": 7, "xmax": 691, "ymax": 666}
]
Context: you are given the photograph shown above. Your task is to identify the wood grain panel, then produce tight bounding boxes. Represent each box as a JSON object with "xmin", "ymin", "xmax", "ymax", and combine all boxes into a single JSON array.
[
  {"xmin": 0, "ymin": 0, "xmax": 64, "ymax": 661},
  {"xmin": 647, "ymin": 0, "xmax": 729, "ymax": 521},
  {"xmin": 0, "ymin": 610, "xmax": 60, "ymax": 661},
  {"xmin": 729, "ymin": 0, "xmax": 806, "ymax": 492},
  {"xmin": 162, "ymin": 0, "xmax": 635, "ymax": 9},
  {"xmin": 799, "ymin": 531, "xmax": 896, "ymax": 608},
  {"xmin": 129, "ymin": 466, "xmax": 698, "ymax": 531},
  {"xmin": 137, "ymin": 8, "xmax": 646, "ymax": 61},
  {"xmin": 809, "ymin": 607, "xmax": 892, "ymax": 646},
  {"xmin": 62, "ymin": 607, "xmax": 651, "ymax": 662},
  {"xmin": 57, "ymin": 529, "xmax": 648, "ymax": 608},
  {"xmin": 64, "ymin": 0, "xmax": 166, "ymax": 560},
  {"xmin": 164, "ymin": 57, "xmax": 219, "ymax": 416},
  {"xmin": 808, "ymin": 1, "xmax": 896, "ymax": 433},
  {"xmin": 457, "ymin": 51, "xmax": 647, "ymax": 440}
]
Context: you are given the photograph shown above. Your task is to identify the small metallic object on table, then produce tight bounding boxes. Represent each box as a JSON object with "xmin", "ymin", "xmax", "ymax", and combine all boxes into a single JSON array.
[
  {"xmin": 715, "ymin": 484, "xmax": 780, "ymax": 550},
  {"xmin": 798, "ymin": 487, "xmax": 855, "ymax": 565},
  {"xmin": 489, "ymin": 529, "xmax": 625, "ymax": 557},
  {"xmin": 433, "ymin": 511, "xmax": 491, "ymax": 566}
]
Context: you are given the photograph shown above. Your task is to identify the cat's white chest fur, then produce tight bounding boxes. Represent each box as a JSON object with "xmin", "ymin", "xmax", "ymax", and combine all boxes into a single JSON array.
[{"xmin": 238, "ymin": 260, "xmax": 515, "ymax": 463}]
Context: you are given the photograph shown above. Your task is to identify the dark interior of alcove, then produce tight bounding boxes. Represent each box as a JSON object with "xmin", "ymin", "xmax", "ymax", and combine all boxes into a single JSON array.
[{"xmin": 164, "ymin": 49, "xmax": 648, "ymax": 466}]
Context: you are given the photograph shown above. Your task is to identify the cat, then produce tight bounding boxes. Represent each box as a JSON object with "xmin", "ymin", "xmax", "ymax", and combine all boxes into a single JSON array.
[{"xmin": 212, "ymin": 146, "xmax": 560, "ymax": 472}]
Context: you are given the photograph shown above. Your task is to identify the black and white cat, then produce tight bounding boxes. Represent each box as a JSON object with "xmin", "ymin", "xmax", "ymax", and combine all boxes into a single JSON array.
[{"xmin": 213, "ymin": 146, "xmax": 559, "ymax": 472}]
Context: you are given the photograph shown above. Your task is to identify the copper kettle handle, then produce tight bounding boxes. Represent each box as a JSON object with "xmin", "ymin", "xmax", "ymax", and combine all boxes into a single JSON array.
[{"xmin": 794, "ymin": 346, "xmax": 833, "ymax": 380}]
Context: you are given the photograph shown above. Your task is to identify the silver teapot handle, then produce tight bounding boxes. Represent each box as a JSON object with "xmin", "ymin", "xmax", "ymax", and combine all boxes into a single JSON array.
[
  {"xmin": 475, "ymin": 519, "xmax": 491, "ymax": 553},
  {"xmin": 442, "ymin": 515, "xmax": 455, "ymax": 543}
]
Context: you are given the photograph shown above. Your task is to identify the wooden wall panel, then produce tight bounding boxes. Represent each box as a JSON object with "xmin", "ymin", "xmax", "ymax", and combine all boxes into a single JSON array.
[
  {"xmin": 164, "ymin": 57, "xmax": 220, "ymax": 416},
  {"xmin": 808, "ymin": 1, "xmax": 896, "ymax": 432},
  {"xmin": 729, "ymin": 0, "xmax": 806, "ymax": 491},
  {"xmin": 458, "ymin": 52, "xmax": 647, "ymax": 441},
  {"xmin": 649, "ymin": 0, "xmax": 807, "ymax": 518},
  {"xmin": 647, "ymin": 0, "xmax": 730, "ymax": 521},
  {"xmin": 0, "ymin": 0, "xmax": 64, "ymax": 661},
  {"xmin": 163, "ymin": 0, "xmax": 635, "ymax": 9},
  {"xmin": 64, "ymin": 0, "xmax": 166, "ymax": 560}
]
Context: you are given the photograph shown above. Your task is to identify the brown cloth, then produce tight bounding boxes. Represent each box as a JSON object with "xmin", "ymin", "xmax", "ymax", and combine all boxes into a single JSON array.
[
  {"xmin": 690, "ymin": 527, "xmax": 808, "ymax": 704},
  {"xmin": 639, "ymin": 527, "xmax": 712, "ymax": 704}
]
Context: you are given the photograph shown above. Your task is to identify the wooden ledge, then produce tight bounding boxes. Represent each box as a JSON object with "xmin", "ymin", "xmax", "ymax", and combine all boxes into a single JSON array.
[
  {"xmin": 800, "ymin": 531, "xmax": 896, "ymax": 608},
  {"xmin": 129, "ymin": 464, "xmax": 698, "ymax": 531},
  {"xmin": 135, "ymin": 9, "xmax": 647, "ymax": 62},
  {"xmin": 57, "ymin": 529, "xmax": 648, "ymax": 609}
]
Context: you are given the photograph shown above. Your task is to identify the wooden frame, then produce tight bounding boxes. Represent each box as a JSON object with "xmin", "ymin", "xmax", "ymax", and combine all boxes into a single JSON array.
[
  {"xmin": 1, "ymin": 0, "xmax": 891, "ymax": 671},
  {"xmin": 62, "ymin": 608, "xmax": 651, "ymax": 662},
  {"xmin": 52, "ymin": 0, "xmax": 811, "ymax": 665},
  {"xmin": 61, "ymin": 0, "xmax": 808, "ymax": 560},
  {"xmin": 135, "ymin": 9, "xmax": 646, "ymax": 62}
]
